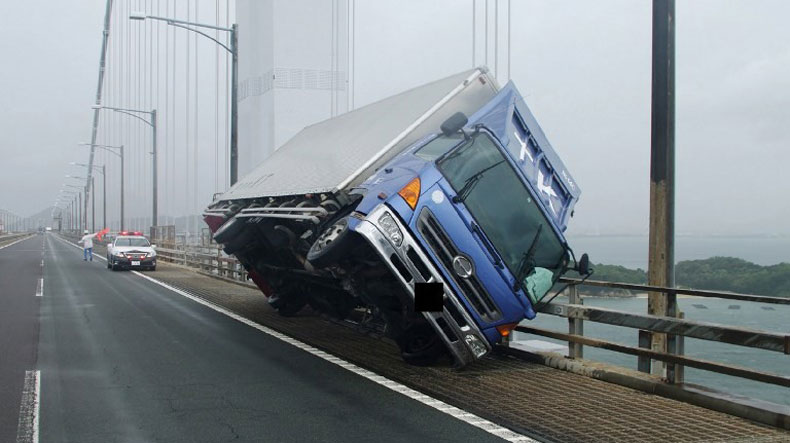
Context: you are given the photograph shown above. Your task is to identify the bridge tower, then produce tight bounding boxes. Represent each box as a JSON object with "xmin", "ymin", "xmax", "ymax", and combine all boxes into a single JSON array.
[{"xmin": 236, "ymin": 0, "xmax": 350, "ymax": 178}]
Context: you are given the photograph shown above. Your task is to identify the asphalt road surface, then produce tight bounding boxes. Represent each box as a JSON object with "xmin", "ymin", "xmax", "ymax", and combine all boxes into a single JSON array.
[{"xmin": 0, "ymin": 234, "xmax": 508, "ymax": 443}]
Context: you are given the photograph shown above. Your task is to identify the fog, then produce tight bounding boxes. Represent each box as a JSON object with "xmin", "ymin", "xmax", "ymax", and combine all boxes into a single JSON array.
[{"xmin": 1, "ymin": 0, "xmax": 788, "ymax": 236}]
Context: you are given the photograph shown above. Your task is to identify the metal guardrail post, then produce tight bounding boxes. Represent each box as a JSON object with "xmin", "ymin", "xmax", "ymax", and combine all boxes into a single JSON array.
[
  {"xmin": 666, "ymin": 288, "xmax": 681, "ymax": 383},
  {"xmin": 568, "ymin": 285, "xmax": 583, "ymax": 359},
  {"xmin": 638, "ymin": 330, "xmax": 652, "ymax": 373}
]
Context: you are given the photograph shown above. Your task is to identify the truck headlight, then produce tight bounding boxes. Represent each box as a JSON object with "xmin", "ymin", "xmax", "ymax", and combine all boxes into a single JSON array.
[
  {"xmin": 378, "ymin": 212, "xmax": 403, "ymax": 246},
  {"xmin": 464, "ymin": 334, "xmax": 488, "ymax": 358}
]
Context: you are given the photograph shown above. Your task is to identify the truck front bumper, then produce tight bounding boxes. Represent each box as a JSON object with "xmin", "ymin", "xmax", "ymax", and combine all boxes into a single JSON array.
[{"xmin": 353, "ymin": 204, "xmax": 491, "ymax": 366}]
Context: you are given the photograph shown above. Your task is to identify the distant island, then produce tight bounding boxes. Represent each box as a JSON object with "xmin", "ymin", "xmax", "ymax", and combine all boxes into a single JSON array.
[{"xmin": 569, "ymin": 257, "xmax": 790, "ymax": 298}]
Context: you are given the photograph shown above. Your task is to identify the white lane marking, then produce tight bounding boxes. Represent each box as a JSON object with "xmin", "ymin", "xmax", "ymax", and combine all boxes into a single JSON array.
[
  {"xmin": 35, "ymin": 279, "xmax": 43, "ymax": 298},
  {"xmin": 0, "ymin": 236, "xmax": 33, "ymax": 251},
  {"xmin": 40, "ymin": 260, "xmax": 44, "ymax": 268},
  {"xmin": 57, "ymin": 234, "xmax": 535, "ymax": 441},
  {"xmin": 131, "ymin": 270, "xmax": 535, "ymax": 443},
  {"xmin": 16, "ymin": 370, "xmax": 40, "ymax": 443}
]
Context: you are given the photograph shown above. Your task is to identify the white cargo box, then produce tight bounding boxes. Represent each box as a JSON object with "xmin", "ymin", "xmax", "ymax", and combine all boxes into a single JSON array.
[{"xmin": 219, "ymin": 68, "xmax": 499, "ymax": 201}]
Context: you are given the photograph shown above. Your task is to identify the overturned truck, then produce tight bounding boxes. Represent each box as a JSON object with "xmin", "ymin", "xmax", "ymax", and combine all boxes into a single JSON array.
[{"xmin": 204, "ymin": 68, "xmax": 589, "ymax": 367}]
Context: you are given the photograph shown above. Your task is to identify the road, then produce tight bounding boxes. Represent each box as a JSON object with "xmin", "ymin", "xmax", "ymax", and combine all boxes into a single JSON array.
[{"xmin": 0, "ymin": 234, "xmax": 508, "ymax": 442}]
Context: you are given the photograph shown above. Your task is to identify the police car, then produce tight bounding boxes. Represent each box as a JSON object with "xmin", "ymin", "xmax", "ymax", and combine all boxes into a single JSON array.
[{"xmin": 106, "ymin": 231, "xmax": 157, "ymax": 271}]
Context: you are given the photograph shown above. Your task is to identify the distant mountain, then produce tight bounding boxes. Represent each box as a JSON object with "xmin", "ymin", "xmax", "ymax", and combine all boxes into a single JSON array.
[{"xmin": 568, "ymin": 257, "xmax": 790, "ymax": 298}]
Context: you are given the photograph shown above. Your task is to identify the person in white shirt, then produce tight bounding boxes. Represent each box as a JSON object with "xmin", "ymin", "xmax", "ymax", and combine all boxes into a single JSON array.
[{"xmin": 78, "ymin": 230, "xmax": 98, "ymax": 261}]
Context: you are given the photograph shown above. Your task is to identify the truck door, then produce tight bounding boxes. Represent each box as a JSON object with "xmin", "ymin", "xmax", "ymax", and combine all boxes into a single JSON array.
[{"xmin": 466, "ymin": 82, "xmax": 581, "ymax": 232}]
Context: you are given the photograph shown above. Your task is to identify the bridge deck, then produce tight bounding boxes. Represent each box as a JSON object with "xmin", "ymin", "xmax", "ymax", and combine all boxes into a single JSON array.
[{"xmin": 145, "ymin": 260, "xmax": 789, "ymax": 443}]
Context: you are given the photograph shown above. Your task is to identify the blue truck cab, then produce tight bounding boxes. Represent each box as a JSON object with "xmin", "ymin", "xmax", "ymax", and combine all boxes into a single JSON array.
[{"xmin": 348, "ymin": 82, "xmax": 582, "ymax": 365}]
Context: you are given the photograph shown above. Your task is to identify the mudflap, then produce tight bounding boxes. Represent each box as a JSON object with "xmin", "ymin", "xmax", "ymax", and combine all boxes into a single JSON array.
[
  {"xmin": 248, "ymin": 270, "xmax": 274, "ymax": 297},
  {"xmin": 203, "ymin": 214, "xmax": 226, "ymax": 233}
]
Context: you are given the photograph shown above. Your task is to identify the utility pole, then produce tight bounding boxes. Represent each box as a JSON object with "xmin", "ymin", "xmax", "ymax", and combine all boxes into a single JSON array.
[{"xmin": 646, "ymin": 0, "xmax": 676, "ymax": 378}]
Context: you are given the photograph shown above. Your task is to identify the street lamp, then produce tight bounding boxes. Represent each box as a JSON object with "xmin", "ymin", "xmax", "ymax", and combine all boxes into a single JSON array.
[
  {"xmin": 130, "ymin": 11, "xmax": 239, "ymax": 185},
  {"xmin": 67, "ymin": 174, "xmax": 95, "ymax": 231},
  {"xmin": 60, "ymin": 188, "xmax": 81, "ymax": 232},
  {"xmin": 80, "ymin": 143, "xmax": 125, "ymax": 230},
  {"xmin": 91, "ymin": 106, "xmax": 157, "ymax": 227},
  {"xmin": 72, "ymin": 162, "xmax": 107, "ymax": 232}
]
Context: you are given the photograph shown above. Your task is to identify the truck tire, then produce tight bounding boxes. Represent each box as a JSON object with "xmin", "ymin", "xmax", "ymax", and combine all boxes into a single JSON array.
[
  {"xmin": 268, "ymin": 292, "xmax": 307, "ymax": 317},
  {"xmin": 306, "ymin": 217, "xmax": 352, "ymax": 268},
  {"xmin": 396, "ymin": 323, "xmax": 447, "ymax": 367},
  {"xmin": 222, "ymin": 228, "xmax": 256, "ymax": 255},
  {"xmin": 213, "ymin": 216, "xmax": 244, "ymax": 244}
]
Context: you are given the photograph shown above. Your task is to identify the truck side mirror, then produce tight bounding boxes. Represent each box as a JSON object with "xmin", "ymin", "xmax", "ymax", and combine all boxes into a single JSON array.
[
  {"xmin": 440, "ymin": 112, "xmax": 468, "ymax": 137},
  {"xmin": 577, "ymin": 253, "xmax": 590, "ymax": 276}
]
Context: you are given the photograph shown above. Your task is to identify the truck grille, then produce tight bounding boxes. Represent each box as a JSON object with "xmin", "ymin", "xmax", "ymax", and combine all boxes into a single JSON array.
[{"xmin": 416, "ymin": 209, "xmax": 501, "ymax": 322}]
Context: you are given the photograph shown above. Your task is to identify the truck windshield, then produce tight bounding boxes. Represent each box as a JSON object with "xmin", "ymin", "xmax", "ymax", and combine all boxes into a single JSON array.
[{"xmin": 437, "ymin": 132, "xmax": 568, "ymax": 286}]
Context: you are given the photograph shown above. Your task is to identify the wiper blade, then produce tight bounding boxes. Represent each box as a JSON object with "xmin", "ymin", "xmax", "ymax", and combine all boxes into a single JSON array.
[
  {"xmin": 513, "ymin": 224, "xmax": 543, "ymax": 291},
  {"xmin": 451, "ymin": 160, "xmax": 506, "ymax": 203}
]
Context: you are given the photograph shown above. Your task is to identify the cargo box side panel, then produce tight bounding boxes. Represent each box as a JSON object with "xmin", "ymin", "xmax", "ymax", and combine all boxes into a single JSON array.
[{"xmin": 219, "ymin": 68, "xmax": 495, "ymax": 201}]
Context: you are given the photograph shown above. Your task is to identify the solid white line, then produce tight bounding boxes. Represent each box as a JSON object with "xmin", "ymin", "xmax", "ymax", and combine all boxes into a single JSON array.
[
  {"xmin": 16, "ymin": 370, "xmax": 40, "ymax": 443},
  {"xmin": 131, "ymin": 270, "xmax": 534, "ymax": 442},
  {"xmin": 0, "ymin": 235, "xmax": 32, "ymax": 251},
  {"xmin": 35, "ymin": 279, "xmax": 43, "ymax": 298},
  {"xmin": 57, "ymin": 234, "xmax": 534, "ymax": 441}
]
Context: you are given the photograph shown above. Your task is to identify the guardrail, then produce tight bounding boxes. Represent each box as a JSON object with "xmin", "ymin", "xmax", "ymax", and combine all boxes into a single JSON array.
[
  {"xmin": 0, "ymin": 233, "xmax": 33, "ymax": 246},
  {"xmin": 153, "ymin": 242, "xmax": 250, "ymax": 282},
  {"xmin": 518, "ymin": 278, "xmax": 790, "ymax": 390}
]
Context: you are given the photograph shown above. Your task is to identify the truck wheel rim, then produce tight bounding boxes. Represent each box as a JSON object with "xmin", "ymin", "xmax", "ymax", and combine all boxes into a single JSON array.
[{"xmin": 315, "ymin": 220, "xmax": 346, "ymax": 252}]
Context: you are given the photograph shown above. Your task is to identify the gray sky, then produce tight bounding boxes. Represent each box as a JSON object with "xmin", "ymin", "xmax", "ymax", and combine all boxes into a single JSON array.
[{"xmin": 1, "ymin": 0, "xmax": 788, "ymax": 236}]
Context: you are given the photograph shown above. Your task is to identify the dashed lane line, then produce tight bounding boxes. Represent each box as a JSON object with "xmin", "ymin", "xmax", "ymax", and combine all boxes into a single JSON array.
[{"xmin": 15, "ymin": 370, "xmax": 40, "ymax": 443}]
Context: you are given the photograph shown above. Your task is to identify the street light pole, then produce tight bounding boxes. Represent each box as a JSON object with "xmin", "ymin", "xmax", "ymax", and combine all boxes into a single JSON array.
[
  {"xmin": 102, "ymin": 165, "xmax": 106, "ymax": 229},
  {"xmin": 93, "ymin": 107, "xmax": 156, "ymax": 226},
  {"xmin": 79, "ymin": 143, "xmax": 124, "ymax": 231},
  {"xmin": 130, "ymin": 12, "xmax": 238, "ymax": 185},
  {"xmin": 72, "ymin": 163, "xmax": 108, "ymax": 230},
  {"xmin": 230, "ymin": 23, "xmax": 238, "ymax": 185},
  {"xmin": 91, "ymin": 176, "xmax": 95, "ymax": 232},
  {"xmin": 152, "ymin": 109, "xmax": 157, "ymax": 228}
]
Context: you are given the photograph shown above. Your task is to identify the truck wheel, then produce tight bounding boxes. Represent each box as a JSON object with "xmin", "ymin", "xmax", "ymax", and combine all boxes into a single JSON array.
[
  {"xmin": 268, "ymin": 292, "xmax": 307, "ymax": 317},
  {"xmin": 213, "ymin": 216, "xmax": 244, "ymax": 244},
  {"xmin": 396, "ymin": 323, "xmax": 447, "ymax": 367},
  {"xmin": 307, "ymin": 217, "xmax": 352, "ymax": 268},
  {"xmin": 222, "ymin": 228, "xmax": 255, "ymax": 255}
]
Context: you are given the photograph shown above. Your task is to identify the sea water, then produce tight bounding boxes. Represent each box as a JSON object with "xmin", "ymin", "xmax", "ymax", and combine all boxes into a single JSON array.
[{"xmin": 516, "ymin": 296, "xmax": 790, "ymax": 407}]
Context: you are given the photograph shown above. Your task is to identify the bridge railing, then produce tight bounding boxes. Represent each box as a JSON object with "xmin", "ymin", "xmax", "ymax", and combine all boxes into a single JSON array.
[
  {"xmin": 516, "ymin": 278, "xmax": 790, "ymax": 389},
  {"xmin": 153, "ymin": 242, "xmax": 250, "ymax": 283}
]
